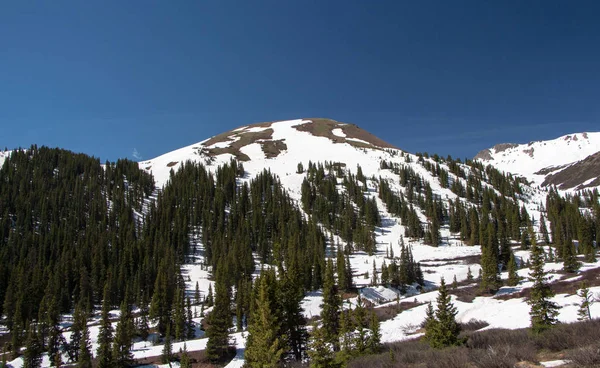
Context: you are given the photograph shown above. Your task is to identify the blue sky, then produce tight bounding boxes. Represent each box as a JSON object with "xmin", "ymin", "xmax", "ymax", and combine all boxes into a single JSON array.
[{"xmin": 1, "ymin": 1, "xmax": 599, "ymax": 162}]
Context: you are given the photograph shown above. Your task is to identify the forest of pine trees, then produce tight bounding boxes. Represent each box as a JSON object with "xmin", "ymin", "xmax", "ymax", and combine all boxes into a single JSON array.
[{"xmin": 0, "ymin": 144, "xmax": 598, "ymax": 366}]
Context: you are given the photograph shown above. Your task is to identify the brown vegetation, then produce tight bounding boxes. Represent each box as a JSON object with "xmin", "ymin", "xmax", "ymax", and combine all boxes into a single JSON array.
[{"xmin": 348, "ymin": 318, "xmax": 600, "ymax": 367}]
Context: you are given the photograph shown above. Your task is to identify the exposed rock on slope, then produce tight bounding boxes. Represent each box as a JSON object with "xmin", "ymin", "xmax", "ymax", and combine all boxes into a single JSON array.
[{"xmin": 475, "ymin": 132, "xmax": 600, "ymax": 191}]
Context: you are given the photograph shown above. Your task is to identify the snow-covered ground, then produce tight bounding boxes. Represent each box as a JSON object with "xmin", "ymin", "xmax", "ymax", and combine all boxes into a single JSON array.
[
  {"xmin": 475, "ymin": 131, "xmax": 600, "ymax": 189},
  {"xmin": 4, "ymin": 120, "xmax": 599, "ymax": 367}
]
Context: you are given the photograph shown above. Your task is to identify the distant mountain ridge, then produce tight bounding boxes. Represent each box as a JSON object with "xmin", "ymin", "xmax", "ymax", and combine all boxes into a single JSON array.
[{"xmin": 474, "ymin": 132, "xmax": 600, "ymax": 191}]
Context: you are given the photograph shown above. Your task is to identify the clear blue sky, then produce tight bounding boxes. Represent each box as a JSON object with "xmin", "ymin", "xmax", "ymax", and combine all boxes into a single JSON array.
[{"xmin": 1, "ymin": 1, "xmax": 599, "ymax": 162}]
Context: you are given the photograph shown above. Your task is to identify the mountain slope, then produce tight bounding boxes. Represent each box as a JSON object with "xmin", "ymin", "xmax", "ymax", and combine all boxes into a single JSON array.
[
  {"xmin": 474, "ymin": 132, "xmax": 600, "ymax": 191},
  {"xmin": 141, "ymin": 118, "xmax": 400, "ymax": 190}
]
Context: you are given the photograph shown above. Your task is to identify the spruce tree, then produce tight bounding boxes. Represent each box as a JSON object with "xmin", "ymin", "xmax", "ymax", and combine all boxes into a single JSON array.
[
  {"xmin": 205, "ymin": 271, "xmax": 232, "ymax": 362},
  {"xmin": 307, "ymin": 322, "xmax": 338, "ymax": 368},
  {"xmin": 245, "ymin": 273, "xmax": 286, "ymax": 368},
  {"xmin": 527, "ymin": 243, "xmax": 560, "ymax": 334},
  {"xmin": 424, "ymin": 278, "xmax": 461, "ymax": 349},
  {"xmin": 577, "ymin": 281, "xmax": 594, "ymax": 321},
  {"xmin": 161, "ymin": 324, "xmax": 172, "ymax": 364},
  {"xmin": 96, "ymin": 285, "xmax": 114, "ymax": 368},
  {"xmin": 562, "ymin": 238, "xmax": 581, "ymax": 273},
  {"xmin": 23, "ymin": 324, "xmax": 42, "ymax": 368},
  {"xmin": 77, "ymin": 322, "xmax": 93, "ymax": 368},
  {"xmin": 506, "ymin": 251, "xmax": 520, "ymax": 287},
  {"xmin": 180, "ymin": 343, "xmax": 191, "ymax": 368},
  {"xmin": 112, "ymin": 299, "xmax": 134, "ymax": 367},
  {"xmin": 321, "ymin": 260, "xmax": 341, "ymax": 350},
  {"xmin": 367, "ymin": 310, "xmax": 381, "ymax": 353}
]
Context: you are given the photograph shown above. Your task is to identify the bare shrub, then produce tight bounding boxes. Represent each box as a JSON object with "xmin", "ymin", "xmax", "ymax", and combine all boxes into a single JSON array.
[
  {"xmin": 461, "ymin": 319, "xmax": 490, "ymax": 332},
  {"xmin": 566, "ymin": 344, "xmax": 600, "ymax": 367}
]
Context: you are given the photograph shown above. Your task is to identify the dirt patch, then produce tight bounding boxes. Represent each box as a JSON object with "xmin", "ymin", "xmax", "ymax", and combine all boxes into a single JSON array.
[
  {"xmin": 293, "ymin": 118, "xmax": 398, "ymax": 150},
  {"xmin": 205, "ymin": 127, "xmax": 275, "ymax": 162},
  {"xmin": 261, "ymin": 139, "xmax": 287, "ymax": 158},
  {"xmin": 167, "ymin": 161, "xmax": 179, "ymax": 167}
]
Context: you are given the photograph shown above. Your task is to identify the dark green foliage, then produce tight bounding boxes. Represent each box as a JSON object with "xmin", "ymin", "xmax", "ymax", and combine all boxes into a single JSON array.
[
  {"xmin": 205, "ymin": 267, "xmax": 232, "ymax": 362},
  {"xmin": 180, "ymin": 343, "xmax": 191, "ymax": 368},
  {"xmin": 96, "ymin": 285, "xmax": 114, "ymax": 368},
  {"xmin": 527, "ymin": 243, "xmax": 560, "ymax": 334},
  {"xmin": 245, "ymin": 271, "xmax": 286, "ymax": 367},
  {"xmin": 112, "ymin": 298, "xmax": 135, "ymax": 367},
  {"xmin": 161, "ymin": 324, "xmax": 172, "ymax": 364},
  {"xmin": 23, "ymin": 324, "xmax": 42, "ymax": 368},
  {"xmin": 506, "ymin": 251, "xmax": 520, "ymax": 286},
  {"xmin": 321, "ymin": 260, "xmax": 341, "ymax": 349},
  {"xmin": 424, "ymin": 278, "xmax": 462, "ymax": 349},
  {"xmin": 77, "ymin": 322, "xmax": 93, "ymax": 368}
]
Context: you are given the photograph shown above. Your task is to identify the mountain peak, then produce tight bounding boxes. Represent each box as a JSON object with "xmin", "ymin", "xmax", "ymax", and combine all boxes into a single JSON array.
[
  {"xmin": 198, "ymin": 118, "xmax": 397, "ymax": 162},
  {"xmin": 474, "ymin": 131, "xmax": 600, "ymax": 191},
  {"xmin": 141, "ymin": 118, "xmax": 400, "ymax": 187}
]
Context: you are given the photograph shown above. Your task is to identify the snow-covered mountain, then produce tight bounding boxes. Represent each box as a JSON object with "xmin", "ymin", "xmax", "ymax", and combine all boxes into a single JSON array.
[
  {"xmin": 141, "ymin": 118, "xmax": 400, "ymax": 190},
  {"xmin": 474, "ymin": 132, "xmax": 600, "ymax": 191}
]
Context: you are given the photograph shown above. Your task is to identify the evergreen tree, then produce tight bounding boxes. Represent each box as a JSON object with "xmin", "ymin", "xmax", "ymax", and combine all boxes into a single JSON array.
[
  {"xmin": 23, "ymin": 324, "xmax": 42, "ymax": 368},
  {"xmin": 527, "ymin": 243, "xmax": 560, "ymax": 334},
  {"xmin": 77, "ymin": 321, "xmax": 92, "ymax": 368},
  {"xmin": 506, "ymin": 251, "xmax": 520, "ymax": 287},
  {"xmin": 321, "ymin": 260, "xmax": 341, "ymax": 350},
  {"xmin": 205, "ymin": 269, "xmax": 232, "ymax": 362},
  {"xmin": 180, "ymin": 343, "xmax": 191, "ymax": 368},
  {"xmin": 96, "ymin": 285, "xmax": 114, "ymax": 368},
  {"xmin": 367, "ymin": 310, "xmax": 381, "ymax": 353},
  {"xmin": 245, "ymin": 273, "xmax": 286, "ymax": 368},
  {"xmin": 466, "ymin": 267, "xmax": 474, "ymax": 282},
  {"xmin": 424, "ymin": 278, "xmax": 461, "ymax": 349},
  {"xmin": 161, "ymin": 324, "xmax": 172, "ymax": 364},
  {"xmin": 562, "ymin": 238, "xmax": 581, "ymax": 273},
  {"xmin": 307, "ymin": 322, "xmax": 338, "ymax": 368},
  {"xmin": 68, "ymin": 304, "xmax": 86, "ymax": 362},
  {"xmin": 112, "ymin": 299, "xmax": 135, "ymax": 367},
  {"xmin": 480, "ymin": 240, "xmax": 500, "ymax": 293},
  {"xmin": 577, "ymin": 281, "xmax": 594, "ymax": 321}
]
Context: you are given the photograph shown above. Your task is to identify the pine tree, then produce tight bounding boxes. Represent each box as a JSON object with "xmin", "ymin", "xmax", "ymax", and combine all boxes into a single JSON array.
[
  {"xmin": 307, "ymin": 322, "xmax": 338, "ymax": 368},
  {"xmin": 367, "ymin": 310, "xmax": 381, "ymax": 353},
  {"xmin": 245, "ymin": 273, "xmax": 286, "ymax": 368},
  {"xmin": 205, "ymin": 270, "xmax": 232, "ymax": 362},
  {"xmin": 161, "ymin": 324, "xmax": 172, "ymax": 364},
  {"xmin": 424, "ymin": 278, "xmax": 461, "ymax": 349},
  {"xmin": 195, "ymin": 281, "xmax": 201, "ymax": 305},
  {"xmin": 112, "ymin": 299, "xmax": 134, "ymax": 367},
  {"xmin": 23, "ymin": 324, "xmax": 42, "ymax": 368},
  {"xmin": 577, "ymin": 281, "xmax": 594, "ymax": 321},
  {"xmin": 77, "ymin": 322, "xmax": 93, "ymax": 368},
  {"xmin": 206, "ymin": 283, "xmax": 214, "ymax": 307},
  {"xmin": 68, "ymin": 304, "xmax": 86, "ymax": 362},
  {"xmin": 562, "ymin": 238, "xmax": 581, "ymax": 273},
  {"xmin": 96, "ymin": 285, "xmax": 114, "ymax": 368},
  {"xmin": 180, "ymin": 343, "xmax": 191, "ymax": 368},
  {"xmin": 480, "ymin": 240, "xmax": 500, "ymax": 293},
  {"xmin": 528, "ymin": 243, "xmax": 560, "ymax": 334},
  {"xmin": 321, "ymin": 260, "xmax": 341, "ymax": 350},
  {"xmin": 466, "ymin": 267, "xmax": 474, "ymax": 282},
  {"xmin": 506, "ymin": 251, "xmax": 520, "ymax": 286}
]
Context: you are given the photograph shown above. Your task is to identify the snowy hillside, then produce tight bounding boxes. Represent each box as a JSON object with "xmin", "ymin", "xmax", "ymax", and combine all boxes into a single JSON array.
[
  {"xmin": 140, "ymin": 118, "xmax": 398, "ymax": 190},
  {"xmin": 475, "ymin": 132, "xmax": 600, "ymax": 191}
]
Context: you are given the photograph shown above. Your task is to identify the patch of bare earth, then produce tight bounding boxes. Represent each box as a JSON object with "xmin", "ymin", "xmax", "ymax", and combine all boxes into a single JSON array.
[
  {"xmin": 293, "ymin": 118, "xmax": 398, "ymax": 150},
  {"xmin": 203, "ymin": 123, "xmax": 277, "ymax": 161}
]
